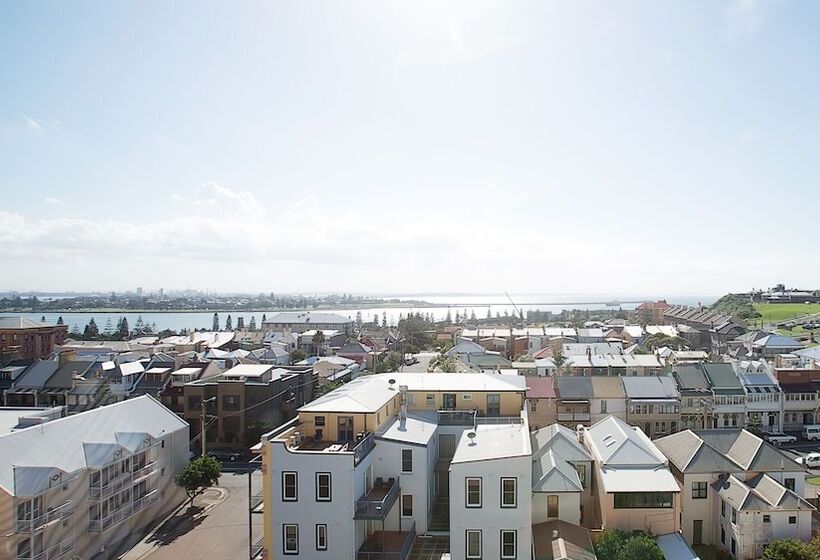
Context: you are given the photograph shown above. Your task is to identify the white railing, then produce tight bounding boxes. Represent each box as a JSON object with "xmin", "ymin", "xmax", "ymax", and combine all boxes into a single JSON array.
[
  {"xmin": 132, "ymin": 461, "xmax": 158, "ymax": 482},
  {"xmin": 17, "ymin": 537, "xmax": 74, "ymax": 560},
  {"xmin": 16, "ymin": 500, "xmax": 74, "ymax": 533},
  {"xmin": 89, "ymin": 472, "xmax": 133, "ymax": 500},
  {"xmin": 89, "ymin": 489, "xmax": 159, "ymax": 532}
]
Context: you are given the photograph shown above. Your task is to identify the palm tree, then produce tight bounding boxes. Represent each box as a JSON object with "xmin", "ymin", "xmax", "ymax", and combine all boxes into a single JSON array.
[{"xmin": 312, "ymin": 330, "xmax": 326, "ymax": 356}]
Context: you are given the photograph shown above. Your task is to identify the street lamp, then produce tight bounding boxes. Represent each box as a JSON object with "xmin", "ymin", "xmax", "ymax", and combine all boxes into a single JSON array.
[{"xmin": 201, "ymin": 396, "xmax": 217, "ymax": 457}]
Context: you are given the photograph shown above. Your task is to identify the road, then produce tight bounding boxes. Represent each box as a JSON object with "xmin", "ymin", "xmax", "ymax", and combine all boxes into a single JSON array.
[{"xmin": 146, "ymin": 470, "xmax": 263, "ymax": 560}]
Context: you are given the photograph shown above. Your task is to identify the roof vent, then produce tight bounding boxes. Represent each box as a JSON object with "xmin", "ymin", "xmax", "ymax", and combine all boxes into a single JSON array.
[{"xmin": 467, "ymin": 431, "xmax": 477, "ymax": 446}]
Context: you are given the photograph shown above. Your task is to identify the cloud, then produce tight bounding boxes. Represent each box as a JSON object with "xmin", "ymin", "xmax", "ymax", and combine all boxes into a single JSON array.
[
  {"xmin": 21, "ymin": 115, "xmax": 42, "ymax": 132},
  {"xmin": 726, "ymin": 0, "xmax": 766, "ymax": 39},
  {"xmin": 186, "ymin": 182, "xmax": 263, "ymax": 216},
  {"xmin": 44, "ymin": 197, "xmax": 65, "ymax": 206}
]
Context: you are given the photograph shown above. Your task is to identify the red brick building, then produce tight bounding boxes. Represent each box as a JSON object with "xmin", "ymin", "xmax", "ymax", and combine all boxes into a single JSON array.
[
  {"xmin": 0, "ymin": 317, "xmax": 69, "ymax": 362},
  {"xmin": 636, "ymin": 300, "xmax": 671, "ymax": 323}
]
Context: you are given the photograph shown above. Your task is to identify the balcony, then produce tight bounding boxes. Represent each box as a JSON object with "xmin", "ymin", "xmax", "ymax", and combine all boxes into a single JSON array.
[
  {"xmin": 357, "ymin": 521, "xmax": 416, "ymax": 560},
  {"xmin": 250, "ymin": 491, "xmax": 264, "ymax": 512},
  {"xmin": 132, "ymin": 461, "xmax": 158, "ymax": 482},
  {"xmin": 437, "ymin": 410, "xmax": 476, "ymax": 426},
  {"xmin": 355, "ymin": 477, "xmax": 400, "ymax": 519},
  {"xmin": 88, "ymin": 489, "xmax": 159, "ymax": 532},
  {"xmin": 557, "ymin": 412, "xmax": 590, "ymax": 422},
  {"xmin": 353, "ymin": 432, "xmax": 376, "ymax": 466},
  {"xmin": 475, "ymin": 416, "xmax": 524, "ymax": 425},
  {"xmin": 16, "ymin": 500, "xmax": 74, "ymax": 533},
  {"xmin": 17, "ymin": 537, "xmax": 74, "ymax": 560},
  {"xmin": 89, "ymin": 472, "xmax": 133, "ymax": 501}
]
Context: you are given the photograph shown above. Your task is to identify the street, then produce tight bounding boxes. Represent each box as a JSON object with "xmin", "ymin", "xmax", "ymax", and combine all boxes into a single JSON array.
[
  {"xmin": 399, "ymin": 352, "xmax": 437, "ymax": 373},
  {"xmin": 140, "ymin": 470, "xmax": 263, "ymax": 560}
]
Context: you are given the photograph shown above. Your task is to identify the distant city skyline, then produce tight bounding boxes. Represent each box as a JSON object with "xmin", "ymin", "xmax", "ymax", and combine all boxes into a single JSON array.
[{"xmin": 2, "ymin": 1, "xmax": 819, "ymax": 294}]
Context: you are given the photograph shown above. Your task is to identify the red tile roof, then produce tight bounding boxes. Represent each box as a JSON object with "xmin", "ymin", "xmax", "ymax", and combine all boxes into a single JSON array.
[{"xmin": 526, "ymin": 377, "xmax": 556, "ymax": 399}]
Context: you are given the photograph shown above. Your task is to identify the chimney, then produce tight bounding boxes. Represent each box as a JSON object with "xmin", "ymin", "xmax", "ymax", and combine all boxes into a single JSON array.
[{"xmin": 58, "ymin": 349, "xmax": 76, "ymax": 368}]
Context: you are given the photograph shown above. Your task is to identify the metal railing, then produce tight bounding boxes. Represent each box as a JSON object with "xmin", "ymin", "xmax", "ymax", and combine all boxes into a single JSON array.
[
  {"xmin": 88, "ymin": 489, "xmax": 158, "ymax": 532},
  {"xmin": 251, "ymin": 535, "xmax": 264, "ymax": 558},
  {"xmin": 89, "ymin": 472, "xmax": 133, "ymax": 500},
  {"xmin": 355, "ymin": 478, "xmax": 400, "ymax": 519},
  {"xmin": 353, "ymin": 432, "xmax": 375, "ymax": 466},
  {"xmin": 16, "ymin": 501, "xmax": 74, "ymax": 533},
  {"xmin": 438, "ymin": 410, "xmax": 476, "ymax": 426},
  {"xmin": 475, "ymin": 416, "xmax": 524, "ymax": 425},
  {"xmin": 132, "ymin": 461, "xmax": 158, "ymax": 482},
  {"xmin": 557, "ymin": 412, "xmax": 590, "ymax": 421},
  {"xmin": 17, "ymin": 537, "xmax": 74, "ymax": 560},
  {"xmin": 250, "ymin": 491, "xmax": 264, "ymax": 512},
  {"xmin": 357, "ymin": 522, "xmax": 416, "ymax": 560}
]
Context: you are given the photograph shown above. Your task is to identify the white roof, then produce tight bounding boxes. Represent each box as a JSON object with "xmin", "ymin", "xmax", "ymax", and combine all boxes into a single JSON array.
[
  {"xmin": 656, "ymin": 533, "xmax": 700, "ymax": 560},
  {"xmin": 161, "ymin": 331, "xmax": 235, "ymax": 349},
  {"xmin": 0, "ymin": 396, "xmax": 187, "ymax": 495},
  {"xmin": 119, "ymin": 361, "xmax": 145, "ymax": 376},
  {"xmin": 599, "ymin": 467, "xmax": 680, "ymax": 493},
  {"xmin": 584, "ymin": 415, "xmax": 668, "ymax": 466},
  {"xmin": 223, "ymin": 364, "xmax": 274, "ymax": 378},
  {"xmin": 299, "ymin": 375, "xmax": 398, "ymax": 413},
  {"xmin": 646, "ymin": 325, "xmax": 679, "ymax": 337},
  {"xmin": 390, "ymin": 372, "xmax": 526, "ymax": 392},
  {"xmin": 376, "ymin": 412, "xmax": 438, "ymax": 445},
  {"xmin": 451, "ymin": 423, "xmax": 531, "ymax": 464},
  {"xmin": 172, "ymin": 367, "xmax": 202, "ymax": 376}
]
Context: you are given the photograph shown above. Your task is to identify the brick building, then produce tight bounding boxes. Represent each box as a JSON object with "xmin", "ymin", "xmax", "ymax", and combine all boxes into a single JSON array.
[{"xmin": 0, "ymin": 317, "xmax": 68, "ymax": 362}]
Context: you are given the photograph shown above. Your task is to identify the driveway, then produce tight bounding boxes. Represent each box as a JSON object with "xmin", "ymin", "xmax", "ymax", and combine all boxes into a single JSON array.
[
  {"xmin": 400, "ymin": 352, "xmax": 437, "ymax": 373},
  {"xmin": 131, "ymin": 470, "xmax": 263, "ymax": 560}
]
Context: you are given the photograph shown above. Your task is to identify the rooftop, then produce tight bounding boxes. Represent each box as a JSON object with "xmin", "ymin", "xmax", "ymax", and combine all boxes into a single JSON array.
[
  {"xmin": 0, "ymin": 316, "xmax": 61, "ymax": 329},
  {"xmin": 375, "ymin": 412, "xmax": 438, "ymax": 446},
  {"xmin": 451, "ymin": 422, "xmax": 531, "ymax": 464}
]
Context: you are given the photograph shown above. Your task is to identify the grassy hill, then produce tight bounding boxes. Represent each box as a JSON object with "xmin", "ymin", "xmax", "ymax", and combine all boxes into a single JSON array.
[{"xmin": 753, "ymin": 302, "xmax": 820, "ymax": 325}]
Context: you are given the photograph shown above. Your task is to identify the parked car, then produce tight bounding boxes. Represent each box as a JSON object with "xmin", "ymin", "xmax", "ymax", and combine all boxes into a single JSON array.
[
  {"xmin": 765, "ymin": 432, "xmax": 797, "ymax": 446},
  {"xmin": 802, "ymin": 425, "xmax": 820, "ymax": 441},
  {"xmin": 403, "ymin": 353, "xmax": 417, "ymax": 366},
  {"xmin": 207, "ymin": 448, "xmax": 243, "ymax": 462},
  {"xmin": 796, "ymin": 452, "xmax": 820, "ymax": 469}
]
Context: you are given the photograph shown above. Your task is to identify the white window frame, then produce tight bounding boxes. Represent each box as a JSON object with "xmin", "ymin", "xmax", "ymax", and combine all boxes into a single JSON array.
[
  {"xmin": 315, "ymin": 524, "xmax": 327, "ymax": 551},
  {"xmin": 500, "ymin": 478, "xmax": 517, "ymax": 508},
  {"xmin": 283, "ymin": 524, "xmax": 299, "ymax": 555},
  {"xmin": 466, "ymin": 529, "xmax": 482, "ymax": 559},
  {"xmin": 466, "ymin": 477, "xmax": 482, "ymax": 508},
  {"xmin": 282, "ymin": 472, "xmax": 297, "ymax": 501},
  {"xmin": 401, "ymin": 449, "xmax": 413, "ymax": 473},
  {"xmin": 315, "ymin": 472, "xmax": 331, "ymax": 502},
  {"xmin": 500, "ymin": 530, "xmax": 517, "ymax": 559},
  {"xmin": 401, "ymin": 494, "xmax": 413, "ymax": 517}
]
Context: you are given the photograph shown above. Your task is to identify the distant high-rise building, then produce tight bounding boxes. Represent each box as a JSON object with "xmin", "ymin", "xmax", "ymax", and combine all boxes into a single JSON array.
[{"xmin": 136, "ymin": 287, "xmax": 143, "ymax": 297}]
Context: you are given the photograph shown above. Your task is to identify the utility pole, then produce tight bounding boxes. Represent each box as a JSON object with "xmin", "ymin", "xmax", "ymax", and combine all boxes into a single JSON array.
[{"xmin": 201, "ymin": 396, "xmax": 217, "ymax": 457}]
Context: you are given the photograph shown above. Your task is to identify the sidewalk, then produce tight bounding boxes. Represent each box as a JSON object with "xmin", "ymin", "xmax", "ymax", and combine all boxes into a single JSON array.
[{"xmin": 118, "ymin": 487, "xmax": 227, "ymax": 560}]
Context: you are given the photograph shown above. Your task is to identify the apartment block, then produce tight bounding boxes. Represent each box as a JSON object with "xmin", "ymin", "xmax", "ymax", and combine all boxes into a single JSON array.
[{"xmin": 0, "ymin": 396, "xmax": 189, "ymax": 560}]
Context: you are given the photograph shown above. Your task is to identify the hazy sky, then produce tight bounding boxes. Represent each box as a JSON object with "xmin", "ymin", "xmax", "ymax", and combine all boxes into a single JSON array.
[{"xmin": 1, "ymin": 1, "xmax": 819, "ymax": 296}]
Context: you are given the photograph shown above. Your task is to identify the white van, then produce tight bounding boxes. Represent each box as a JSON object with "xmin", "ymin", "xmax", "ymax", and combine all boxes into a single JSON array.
[{"xmin": 802, "ymin": 425, "xmax": 820, "ymax": 441}]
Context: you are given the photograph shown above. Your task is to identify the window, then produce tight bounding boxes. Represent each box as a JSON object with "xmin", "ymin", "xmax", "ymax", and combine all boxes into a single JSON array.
[
  {"xmin": 466, "ymin": 478, "xmax": 482, "ymax": 507},
  {"xmin": 315, "ymin": 416, "xmax": 325, "ymax": 427},
  {"xmin": 188, "ymin": 396, "xmax": 202, "ymax": 411},
  {"xmin": 500, "ymin": 530, "xmax": 517, "ymax": 559},
  {"xmin": 222, "ymin": 395, "xmax": 239, "ymax": 410},
  {"xmin": 731, "ymin": 508, "xmax": 737, "ymax": 524},
  {"xmin": 315, "ymin": 524, "xmax": 327, "ymax": 550},
  {"xmin": 789, "ymin": 516, "xmax": 797, "ymax": 524},
  {"xmin": 613, "ymin": 492, "xmax": 673, "ymax": 509},
  {"xmin": 283, "ymin": 524, "xmax": 298, "ymax": 555},
  {"xmin": 763, "ymin": 515, "xmax": 770, "ymax": 523},
  {"xmin": 315, "ymin": 472, "xmax": 331, "ymax": 501},
  {"xmin": 576, "ymin": 464, "xmax": 586, "ymax": 489},
  {"xmin": 721, "ymin": 500, "xmax": 726, "ymax": 517},
  {"xmin": 426, "ymin": 394, "xmax": 436, "ymax": 408},
  {"xmin": 784, "ymin": 478, "xmax": 795, "ymax": 491},
  {"xmin": 401, "ymin": 494, "xmax": 413, "ymax": 517},
  {"xmin": 486, "ymin": 394, "xmax": 501, "ymax": 416},
  {"xmin": 530, "ymin": 401, "xmax": 537, "ymax": 413},
  {"xmin": 501, "ymin": 478, "xmax": 517, "ymax": 508},
  {"xmin": 731, "ymin": 538, "xmax": 736, "ymax": 555},
  {"xmin": 466, "ymin": 530, "xmax": 482, "ymax": 559},
  {"xmin": 692, "ymin": 481, "xmax": 708, "ymax": 499},
  {"xmin": 601, "ymin": 400, "xmax": 607, "ymax": 414},
  {"xmin": 401, "ymin": 449, "xmax": 413, "ymax": 473},
  {"xmin": 721, "ymin": 527, "xmax": 725, "ymax": 544},
  {"xmin": 282, "ymin": 472, "xmax": 297, "ymax": 501},
  {"xmin": 547, "ymin": 495, "xmax": 559, "ymax": 518}
]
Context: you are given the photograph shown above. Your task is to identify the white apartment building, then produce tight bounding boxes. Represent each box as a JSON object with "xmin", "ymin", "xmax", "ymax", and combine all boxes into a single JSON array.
[
  {"xmin": 257, "ymin": 372, "xmax": 528, "ymax": 560},
  {"xmin": 0, "ymin": 396, "xmax": 189, "ymax": 560},
  {"xmin": 655, "ymin": 428, "xmax": 813, "ymax": 559}
]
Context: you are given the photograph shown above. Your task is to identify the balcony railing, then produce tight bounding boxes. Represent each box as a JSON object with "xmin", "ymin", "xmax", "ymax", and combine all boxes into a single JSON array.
[
  {"xmin": 16, "ymin": 500, "xmax": 74, "ymax": 533},
  {"xmin": 250, "ymin": 491, "xmax": 264, "ymax": 512},
  {"xmin": 89, "ymin": 472, "xmax": 133, "ymax": 501},
  {"xmin": 17, "ymin": 537, "xmax": 74, "ymax": 560},
  {"xmin": 357, "ymin": 521, "xmax": 416, "ymax": 560},
  {"xmin": 251, "ymin": 535, "xmax": 264, "ymax": 559},
  {"xmin": 438, "ymin": 410, "xmax": 476, "ymax": 426},
  {"xmin": 353, "ymin": 432, "xmax": 376, "ymax": 466},
  {"xmin": 132, "ymin": 461, "xmax": 158, "ymax": 482},
  {"xmin": 355, "ymin": 478, "xmax": 400, "ymax": 519},
  {"xmin": 557, "ymin": 412, "xmax": 590, "ymax": 422},
  {"xmin": 88, "ymin": 489, "xmax": 159, "ymax": 532},
  {"xmin": 476, "ymin": 416, "xmax": 524, "ymax": 425}
]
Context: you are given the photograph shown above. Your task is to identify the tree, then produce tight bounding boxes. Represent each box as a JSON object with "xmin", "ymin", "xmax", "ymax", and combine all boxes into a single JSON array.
[
  {"xmin": 762, "ymin": 539, "xmax": 815, "ymax": 560},
  {"xmin": 57, "ymin": 316, "xmax": 64, "ymax": 325},
  {"xmin": 616, "ymin": 534, "xmax": 663, "ymax": 560},
  {"xmin": 317, "ymin": 380, "xmax": 343, "ymax": 396},
  {"xmin": 225, "ymin": 315, "xmax": 233, "ymax": 331},
  {"xmin": 118, "ymin": 317, "xmax": 130, "ymax": 339},
  {"xmin": 261, "ymin": 313, "xmax": 267, "ymax": 323},
  {"xmin": 594, "ymin": 529, "xmax": 630, "ymax": 560},
  {"xmin": 212, "ymin": 312, "xmax": 219, "ymax": 331},
  {"xmin": 83, "ymin": 318, "xmax": 100, "ymax": 340},
  {"xmin": 244, "ymin": 419, "xmax": 275, "ymax": 447},
  {"xmin": 382, "ymin": 312, "xmax": 387, "ymax": 328},
  {"xmin": 103, "ymin": 317, "xmax": 114, "ymax": 336},
  {"xmin": 290, "ymin": 349, "xmax": 307, "ymax": 364},
  {"xmin": 249, "ymin": 316, "xmax": 257, "ymax": 331},
  {"xmin": 236, "ymin": 316, "xmax": 244, "ymax": 329},
  {"xmin": 312, "ymin": 330, "xmax": 326, "ymax": 356},
  {"xmin": 446, "ymin": 308, "xmax": 452, "ymax": 324},
  {"xmin": 174, "ymin": 456, "xmax": 221, "ymax": 509}
]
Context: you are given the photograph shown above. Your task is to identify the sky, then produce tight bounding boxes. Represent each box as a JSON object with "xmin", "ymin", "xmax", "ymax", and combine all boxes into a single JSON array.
[{"xmin": 1, "ymin": 1, "xmax": 819, "ymax": 296}]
